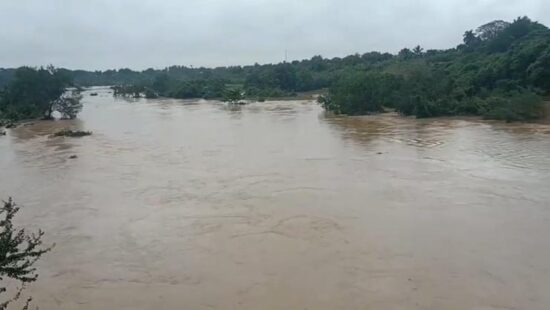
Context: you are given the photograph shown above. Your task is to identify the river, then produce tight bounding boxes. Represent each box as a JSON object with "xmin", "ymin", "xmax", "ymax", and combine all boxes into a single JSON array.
[{"xmin": 1, "ymin": 87, "xmax": 550, "ymax": 309}]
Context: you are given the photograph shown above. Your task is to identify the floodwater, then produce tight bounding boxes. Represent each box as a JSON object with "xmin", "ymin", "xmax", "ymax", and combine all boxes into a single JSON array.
[{"xmin": 1, "ymin": 87, "xmax": 550, "ymax": 310}]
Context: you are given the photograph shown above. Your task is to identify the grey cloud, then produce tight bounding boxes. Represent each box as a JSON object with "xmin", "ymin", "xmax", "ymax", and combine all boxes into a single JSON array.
[{"xmin": 0, "ymin": 0, "xmax": 549, "ymax": 70}]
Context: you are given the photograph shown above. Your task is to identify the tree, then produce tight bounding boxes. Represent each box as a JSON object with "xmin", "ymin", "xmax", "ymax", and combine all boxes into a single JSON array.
[
  {"xmin": 112, "ymin": 85, "xmax": 145, "ymax": 98},
  {"xmin": 309, "ymin": 55, "xmax": 326, "ymax": 71},
  {"xmin": 463, "ymin": 30, "xmax": 481, "ymax": 47},
  {"xmin": 319, "ymin": 71, "xmax": 387, "ymax": 115},
  {"xmin": 0, "ymin": 66, "xmax": 71, "ymax": 120},
  {"xmin": 483, "ymin": 90, "xmax": 544, "ymax": 122},
  {"xmin": 55, "ymin": 91, "xmax": 83, "ymax": 119},
  {"xmin": 527, "ymin": 48, "xmax": 550, "ymax": 90},
  {"xmin": 152, "ymin": 74, "xmax": 170, "ymax": 95},
  {"xmin": 476, "ymin": 20, "xmax": 511, "ymax": 41},
  {"xmin": 507, "ymin": 16, "xmax": 534, "ymax": 39},
  {"xmin": 144, "ymin": 88, "xmax": 159, "ymax": 99},
  {"xmin": 398, "ymin": 48, "xmax": 414, "ymax": 60},
  {"xmin": 412, "ymin": 45, "xmax": 424, "ymax": 57},
  {"xmin": 295, "ymin": 70, "xmax": 314, "ymax": 91},
  {"xmin": 273, "ymin": 64, "xmax": 297, "ymax": 91},
  {"xmin": 222, "ymin": 88, "xmax": 245, "ymax": 105},
  {"xmin": 0, "ymin": 198, "xmax": 52, "ymax": 309}
]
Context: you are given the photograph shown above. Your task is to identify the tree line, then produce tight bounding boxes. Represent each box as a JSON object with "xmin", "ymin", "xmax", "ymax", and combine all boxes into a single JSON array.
[{"xmin": 1, "ymin": 17, "xmax": 549, "ymax": 122}]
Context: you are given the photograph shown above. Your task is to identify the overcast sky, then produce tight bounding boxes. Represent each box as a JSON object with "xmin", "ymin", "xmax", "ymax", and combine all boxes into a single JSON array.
[{"xmin": 0, "ymin": 0, "xmax": 549, "ymax": 70}]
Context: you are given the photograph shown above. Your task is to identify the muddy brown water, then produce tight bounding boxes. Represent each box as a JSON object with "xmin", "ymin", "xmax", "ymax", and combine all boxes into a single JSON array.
[{"xmin": 1, "ymin": 87, "xmax": 550, "ymax": 309}]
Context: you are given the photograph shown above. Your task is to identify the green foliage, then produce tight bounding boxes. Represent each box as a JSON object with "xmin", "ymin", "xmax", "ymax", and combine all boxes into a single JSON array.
[
  {"xmin": 476, "ymin": 20, "xmax": 511, "ymax": 41},
  {"xmin": 223, "ymin": 88, "xmax": 245, "ymax": 105},
  {"xmin": 167, "ymin": 79, "xmax": 226, "ymax": 99},
  {"xmin": 144, "ymin": 88, "xmax": 159, "ymax": 99},
  {"xmin": 398, "ymin": 48, "xmax": 415, "ymax": 60},
  {"xmin": 0, "ymin": 198, "xmax": 52, "ymax": 309},
  {"xmin": 152, "ymin": 74, "xmax": 169, "ymax": 94},
  {"xmin": 55, "ymin": 91, "xmax": 83, "ymax": 119},
  {"xmin": 318, "ymin": 71, "xmax": 391, "ymax": 115},
  {"xmin": 483, "ymin": 90, "xmax": 544, "ymax": 122},
  {"xmin": 112, "ymin": 84, "xmax": 145, "ymax": 98},
  {"xmin": 320, "ymin": 17, "xmax": 549, "ymax": 120},
  {"xmin": 527, "ymin": 49, "xmax": 550, "ymax": 90},
  {"xmin": 0, "ymin": 66, "xmax": 73, "ymax": 121},
  {"xmin": 463, "ymin": 30, "xmax": 481, "ymax": 48}
]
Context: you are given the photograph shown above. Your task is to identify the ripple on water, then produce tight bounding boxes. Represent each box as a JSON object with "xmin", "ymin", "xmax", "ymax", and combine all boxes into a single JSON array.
[{"xmin": 3, "ymin": 93, "xmax": 550, "ymax": 310}]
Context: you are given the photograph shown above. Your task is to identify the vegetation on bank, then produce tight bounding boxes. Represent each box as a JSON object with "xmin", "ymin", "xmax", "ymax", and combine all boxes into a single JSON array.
[
  {"xmin": 0, "ymin": 198, "xmax": 52, "ymax": 309},
  {"xmin": 222, "ymin": 88, "xmax": 246, "ymax": 105},
  {"xmin": 318, "ymin": 17, "xmax": 550, "ymax": 121},
  {"xmin": 0, "ymin": 66, "xmax": 82, "ymax": 121},
  {"xmin": 1, "ymin": 17, "xmax": 549, "ymax": 121}
]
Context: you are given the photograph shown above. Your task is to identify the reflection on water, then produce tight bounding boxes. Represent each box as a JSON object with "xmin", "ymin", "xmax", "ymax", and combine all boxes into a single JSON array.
[{"xmin": 1, "ymin": 87, "xmax": 550, "ymax": 309}]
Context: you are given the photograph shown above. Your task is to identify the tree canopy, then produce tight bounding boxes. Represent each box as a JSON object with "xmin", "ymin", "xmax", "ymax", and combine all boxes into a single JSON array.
[
  {"xmin": 0, "ymin": 198, "xmax": 52, "ymax": 309},
  {"xmin": 318, "ymin": 16, "xmax": 550, "ymax": 121},
  {"xmin": 0, "ymin": 66, "xmax": 82, "ymax": 121}
]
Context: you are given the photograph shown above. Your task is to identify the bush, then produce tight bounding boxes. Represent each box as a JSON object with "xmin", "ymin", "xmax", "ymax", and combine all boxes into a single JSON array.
[
  {"xmin": 0, "ymin": 198, "xmax": 52, "ymax": 308},
  {"xmin": 0, "ymin": 66, "xmax": 72, "ymax": 121},
  {"xmin": 222, "ymin": 88, "xmax": 245, "ymax": 105},
  {"xmin": 483, "ymin": 90, "xmax": 544, "ymax": 121},
  {"xmin": 320, "ymin": 71, "xmax": 387, "ymax": 115},
  {"xmin": 53, "ymin": 129, "xmax": 92, "ymax": 137}
]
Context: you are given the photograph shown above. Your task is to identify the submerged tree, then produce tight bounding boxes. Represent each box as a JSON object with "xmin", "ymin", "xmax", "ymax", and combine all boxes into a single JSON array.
[
  {"xmin": 55, "ymin": 91, "xmax": 83, "ymax": 119},
  {"xmin": 0, "ymin": 198, "xmax": 52, "ymax": 309},
  {"xmin": 223, "ymin": 88, "xmax": 245, "ymax": 105},
  {"xmin": 0, "ymin": 66, "xmax": 73, "ymax": 121}
]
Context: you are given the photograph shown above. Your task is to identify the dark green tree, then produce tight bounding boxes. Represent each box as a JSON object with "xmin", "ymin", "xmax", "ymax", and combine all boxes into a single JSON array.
[
  {"xmin": 318, "ymin": 71, "xmax": 387, "ymax": 115},
  {"xmin": 55, "ymin": 91, "xmax": 83, "ymax": 119},
  {"xmin": 412, "ymin": 45, "xmax": 424, "ymax": 57},
  {"xmin": 463, "ymin": 30, "xmax": 481, "ymax": 47},
  {"xmin": 0, "ymin": 66, "xmax": 72, "ymax": 120},
  {"xmin": 223, "ymin": 88, "xmax": 245, "ymax": 105},
  {"xmin": 398, "ymin": 48, "xmax": 414, "ymax": 60},
  {"xmin": 152, "ymin": 74, "xmax": 170, "ymax": 95},
  {"xmin": 476, "ymin": 20, "xmax": 511, "ymax": 41},
  {"xmin": 0, "ymin": 198, "xmax": 52, "ymax": 309}
]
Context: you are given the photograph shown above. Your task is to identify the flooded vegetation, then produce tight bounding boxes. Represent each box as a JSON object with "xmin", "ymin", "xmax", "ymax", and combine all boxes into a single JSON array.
[
  {"xmin": 1, "ymin": 4, "xmax": 550, "ymax": 308},
  {"xmin": 52, "ymin": 129, "xmax": 92, "ymax": 137},
  {"xmin": 1, "ymin": 88, "xmax": 549, "ymax": 309}
]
